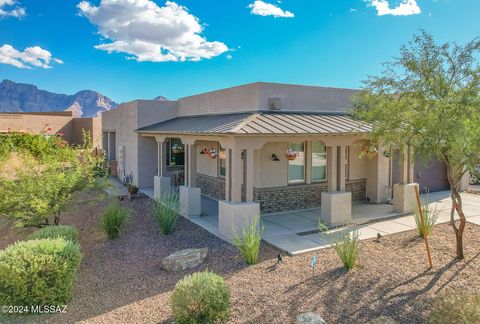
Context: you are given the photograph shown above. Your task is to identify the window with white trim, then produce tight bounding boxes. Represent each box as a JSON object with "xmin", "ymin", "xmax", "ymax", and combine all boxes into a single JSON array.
[
  {"xmin": 312, "ymin": 141, "xmax": 327, "ymax": 181},
  {"xmin": 288, "ymin": 142, "xmax": 305, "ymax": 183}
]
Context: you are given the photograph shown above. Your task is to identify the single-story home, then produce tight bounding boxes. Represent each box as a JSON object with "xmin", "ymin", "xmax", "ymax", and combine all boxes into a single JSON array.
[{"xmin": 102, "ymin": 82, "xmax": 467, "ymax": 241}]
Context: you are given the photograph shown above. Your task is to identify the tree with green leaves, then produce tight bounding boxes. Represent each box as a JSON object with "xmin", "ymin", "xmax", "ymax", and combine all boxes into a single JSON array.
[{"xmin": 354, "ymin": 31, "xmax": 480, "ymax": 259}]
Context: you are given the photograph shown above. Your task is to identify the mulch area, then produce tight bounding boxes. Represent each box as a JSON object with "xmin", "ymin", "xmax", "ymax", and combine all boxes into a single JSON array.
[{"xmin": 2, "ymin": 188, "xmax": 480, "ymax": 324}]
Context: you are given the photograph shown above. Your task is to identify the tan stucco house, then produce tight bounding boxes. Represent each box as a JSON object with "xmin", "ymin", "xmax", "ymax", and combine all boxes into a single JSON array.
[{"xmin": 102, "ymin": 82, "xmax": 454, "ymax": 241}]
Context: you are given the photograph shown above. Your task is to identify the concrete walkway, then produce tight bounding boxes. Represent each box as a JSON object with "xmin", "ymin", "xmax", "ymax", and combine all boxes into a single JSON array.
[
  {"xmin": 265, "ymin": 191, "xmax": 480, "ymax": 255},
  {"xmin": 138, "ymin": 185, "xmax": 480, "ymax": 256}
]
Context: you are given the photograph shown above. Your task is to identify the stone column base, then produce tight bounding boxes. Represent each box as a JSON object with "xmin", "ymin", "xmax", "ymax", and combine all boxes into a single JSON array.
[
  {"xmin": 154, "ymin": 176, "xmax": 171, "ymax": 200},
  {"xmin": 218, "ymin": 200, "xmax": 260, "ymax": 243},
  {"xmin": 179, "ymin": 186, "xmax": 201, "ymax": 217},
  {"xmin": 321, "ymin": 191, "xmax": 352, "ymax": 227},
  {"xmin": 393, "ymin": 183, "xmax": 419, "ymax": 213}
]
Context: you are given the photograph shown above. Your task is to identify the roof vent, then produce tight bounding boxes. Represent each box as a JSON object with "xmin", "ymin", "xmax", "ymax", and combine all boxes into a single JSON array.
[{"xmin": 268, "ymin": 98, "xmax": 281, "ymax": 111}]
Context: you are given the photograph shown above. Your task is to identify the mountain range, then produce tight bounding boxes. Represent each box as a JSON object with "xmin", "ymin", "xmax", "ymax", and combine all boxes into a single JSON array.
[{"xmin": 0, "ymin": 79, "xmax": 118, "ymax": 118}]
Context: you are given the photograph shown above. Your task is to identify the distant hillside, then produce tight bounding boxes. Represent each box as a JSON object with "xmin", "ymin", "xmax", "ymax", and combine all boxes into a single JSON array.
[
  {"xmin": 0, "ymin": 79, "xmax": 118, "ymax": 118},
  {"xmin": 153, "ymin": 95, "xmax": 169, "ymax": 101}
]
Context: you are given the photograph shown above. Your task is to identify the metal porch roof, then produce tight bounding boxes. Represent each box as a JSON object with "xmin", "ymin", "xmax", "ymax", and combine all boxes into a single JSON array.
[{"xmin": 136, "ymin": 112, "xmax": 371, "ymax": 135}]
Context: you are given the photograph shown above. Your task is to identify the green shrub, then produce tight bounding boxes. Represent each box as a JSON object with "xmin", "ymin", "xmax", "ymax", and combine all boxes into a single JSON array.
[
  {"xmin": 27, "ymin": 225, "xmax": 79, "ymax": 243},
  {"xmin": 171, "ymin": 270, "xmax": 230, "ymax": 323},
  {"xmin": 428, "ymin": 293, "xmax": 480, "ymax": 324},
  {"xmin": 0, "ymin": 238, "xmax": 82, "ymax": 306},
  {"xmin": 100, "ymin": 200, "xmax": 130, "ymax": 239},
  {"xmin": 152, "ymin": 191, "xmax": 180, "ymax": 235},
  {"xmin": 331, "ymin": 228, "xmax": 359, "ymax": 270},
  {"xmin": 233, "ymin": 216, "xmax": 263, "ymax": 265},
  {"xmin": 411, "ymin": 191, "xmax": 440, "ymax": 237}
]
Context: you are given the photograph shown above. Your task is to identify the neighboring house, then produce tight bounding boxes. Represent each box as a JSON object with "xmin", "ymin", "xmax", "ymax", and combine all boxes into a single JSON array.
[
  {"xmin": 0, "ymin": 111, "xmax": 101, "ymax": 147},
  {"xmin": 102, "ymin": 82, "xmax": 456, "ymax": 241}
]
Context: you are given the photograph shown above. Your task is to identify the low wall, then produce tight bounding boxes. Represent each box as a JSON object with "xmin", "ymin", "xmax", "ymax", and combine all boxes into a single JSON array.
[
  {"xmin": 196, "ymin": 173, "xmax": 225, "ymax": 200},
  {"xmin": 254, "ymin": 179, "xmax": 367, "ymax": 214}
]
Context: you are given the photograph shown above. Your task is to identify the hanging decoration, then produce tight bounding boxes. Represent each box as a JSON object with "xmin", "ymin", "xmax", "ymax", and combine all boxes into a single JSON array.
[
  {"xmin": 360, "ymin": 143, "xmax": 378, "ymax": 159},
  {"xmin": 284, "ymin": 148, "xmax": 299, "ymax": 161},
  {"xmin": 171, "ymin": 143, "xmax": 184, "ymax": 154}
]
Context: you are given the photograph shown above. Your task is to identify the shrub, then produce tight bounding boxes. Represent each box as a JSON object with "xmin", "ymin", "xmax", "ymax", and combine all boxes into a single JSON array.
[
  {"xmin": 171, "ymin": 270, "xmax": 230, "ymax": 323},
  {"xmin": 428, "ymin": 293, "xmax": 480, "ymax": 324},
  {"xmin": 100, "ymin": 200, "xmax": 130, "ymax": 239},
  {"xmin": 0, "ymin": 238, "xmax": 82, "ymax": 306},
  {"xmin": 27, "ymin": 225, "xmax": 79, "ymax": 244},
  {"xmin": 411, "ymin": 192, "xmax": 440, "ymax": 237},
  {"xmin": 152, "ymin": 191, "xmax": 180, "ymax": 235},
  {"xmin": 331, "ymin": 228, "xmax": 359, "ymax": 270},
  {"xmin": 233, "ymin": 216, "xmax": 263, "ymax": 265}
]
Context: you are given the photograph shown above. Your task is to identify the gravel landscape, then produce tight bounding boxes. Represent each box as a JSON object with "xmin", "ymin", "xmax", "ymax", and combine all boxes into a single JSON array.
[{"xmin": 2, "ymin": 188, "xmax": 480, "ymax": 324}]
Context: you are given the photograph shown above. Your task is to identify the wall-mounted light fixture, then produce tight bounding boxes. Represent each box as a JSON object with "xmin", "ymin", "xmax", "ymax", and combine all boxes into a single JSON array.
[{"xmin": 271, "ymin": 154, "xmax": 280, "ymax": 161}]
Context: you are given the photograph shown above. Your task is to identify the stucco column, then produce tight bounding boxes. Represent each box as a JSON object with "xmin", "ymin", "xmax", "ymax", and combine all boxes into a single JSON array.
[
  {"xmin": 398, "ymin": 146, "xmax": 409, "ymax": 185},
  {"xmin": 230, "ymin": 147, "xmax": 243, "ymax": 202},
  {"xmin": 107, "ymin": 132, "xmax": 111, "ymax": 160},
  {"xmin": 305, "ymin": 141, "xmax": 312, "ymax": 185},
  {"xmin": 327, "ymin": 146, "xmax": 338, "ymax": 192},
  {"xmin": 338, "ymin": 145, "xmax": 346, "ymax": 191},
  {"xmin": 245, "ymin": 148, "xmax": 254, "ymax": 202},
  {"xmin": 187, "ymin": 144, "xmax": 196, "ymax": 187},
  {"xmin": 225, "ymin": 148, "xmax": 231, "ymax": 201},
  {"xmin": 154, "ymin": 136, "xmax": 170, "ymax": 200},
  {"xmin": 407, "ymin": 146, "xmax": 415, "ymax": 184},
  {"xmin": 184, "ymin": 144, "xmax": 190, "ymax": 187}
]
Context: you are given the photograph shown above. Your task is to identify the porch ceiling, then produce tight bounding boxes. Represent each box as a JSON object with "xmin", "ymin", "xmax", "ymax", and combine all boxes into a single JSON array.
[{"xmin": 135, "ymin": 112, "xmax": 372, "ymax": 136}]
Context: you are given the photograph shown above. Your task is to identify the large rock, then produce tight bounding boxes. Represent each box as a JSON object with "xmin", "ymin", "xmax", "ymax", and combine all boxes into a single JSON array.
[
  {"xmin": 161, "ymin": 248, "xmax": 208, "ymax": 272},
  {"xmin": 297, "ymin": 312, "xmax": 326, "ymax": 324},
  {"xmin": 367, "ymin": 316, "xmax": 397, "ymax": 324}
]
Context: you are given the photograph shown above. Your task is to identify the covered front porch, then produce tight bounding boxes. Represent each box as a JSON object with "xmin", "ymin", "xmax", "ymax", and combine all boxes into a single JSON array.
[
  {"xmin": 189, "ymin": 196, "xmax": 404, "ymax": 255},
  {"xmin": 136, "ymin": 112, "xmax": 418, "ymax": 247}
]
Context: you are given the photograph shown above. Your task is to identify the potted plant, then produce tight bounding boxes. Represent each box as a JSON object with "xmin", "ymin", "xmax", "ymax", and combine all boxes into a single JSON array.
[
  {"xmin": 124, "ymin": 173, "xmax": 139, "ymax": 195},
  {"xmin": 360, "ymin": 144, "xmax": 378, "ymax": 159},
  {"xmin": 284, "ymin": 149, "xmax": 298, "ymax": 161}
]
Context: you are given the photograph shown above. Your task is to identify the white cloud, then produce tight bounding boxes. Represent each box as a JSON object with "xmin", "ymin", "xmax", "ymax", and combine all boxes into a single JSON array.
[
  {"xmin": 0, "ymin": 44, "xmax": 62, "ymax": 69},
  {"xmin": 367, "ymin": 0, "xmax": 421, "ymax": 16},
  {"xmin": 77, "ymin": 0, "xmax": 228, "ymax": 62},
  {"xmin": 248, "ymin": 0, "xmax": 294, "ymax": 18},
  {"xmin": 0, "ymin": 0, "xmax": 26, "ymax": 18}
]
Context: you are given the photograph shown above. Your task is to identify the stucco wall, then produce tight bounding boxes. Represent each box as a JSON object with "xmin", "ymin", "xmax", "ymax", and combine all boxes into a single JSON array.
[
  {"xmin": 0, "ymin": 112, "xmax": 100, "ymax": 146},
  {"xmin": 102, "ymin": 100, "xmax": 180, "ymax": 187},
  {"xmin": 177, "ymin": 82, "xmax": 359, "ymax": 116},
  {"xmin": 348, "ymin": 143, "xmax": 369, "ymax": 180},
  {"xmin": 102, "ymin": 101, "xmax": 139, "ymax": 183},
  {"xmin": 196, "ymin": 141, "xmax": 218, "ymax": 177},
  {"xmin": 178, "ymin": 83, "xmax": 260, "ymax": 116},
  {"xmin": 254, "ymin": 142, "xmax": 289, "ymax": 188},
  {"xmin": 257, "ymin": 83, "xmax": 359, "ymax": 113}
]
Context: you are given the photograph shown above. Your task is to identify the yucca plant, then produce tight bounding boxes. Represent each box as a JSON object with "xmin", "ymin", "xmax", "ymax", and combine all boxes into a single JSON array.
[
  {"xmin": 152, "ymin": 190, "xmax": 180, "ymax": 235},
  {"xmin": 331, "ymin": 228, "xmax": 359, "ymax": 270},
  {"xmin": 233, "ymin": 216, "xmax": 263, "ymax": 265},
  {"xmin": 100, "ymin": 199, "xmax": 130, "ymax": 239},
  {"xmin": 411, "ymin": 191, "xmax": 440, "ymax": 237}
]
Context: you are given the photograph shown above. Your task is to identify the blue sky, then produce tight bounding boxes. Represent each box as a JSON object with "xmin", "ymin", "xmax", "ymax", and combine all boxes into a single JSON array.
[{"xmin": 0, "ymin": 0, "xmax": 479, "ymax": 103}]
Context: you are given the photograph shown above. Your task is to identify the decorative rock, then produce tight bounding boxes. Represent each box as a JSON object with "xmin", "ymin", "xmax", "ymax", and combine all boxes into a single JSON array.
[
  {"xmin": 297, "ymin": 312, "xmax": 326, "ymax": 324},
  {"xmin": 161, "ymin": 248, "xmax": 208, "ymax": 272},
  {"xmin": 367, "ymin": 316, "xmax": 397, "ymax": 324}
]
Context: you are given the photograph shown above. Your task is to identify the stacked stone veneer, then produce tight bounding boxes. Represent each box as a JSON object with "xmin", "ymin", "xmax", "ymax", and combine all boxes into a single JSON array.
[
  {"xmin": 196, "ymin": 174, "xmax": 225, "ymax": 200},
  {"xmin": 196, "ymin": 173, "xmax": 366, "ymax": 214},
  {"xmin": 254, "ymin": 179, "xmax": 367, "ymax": 214}
]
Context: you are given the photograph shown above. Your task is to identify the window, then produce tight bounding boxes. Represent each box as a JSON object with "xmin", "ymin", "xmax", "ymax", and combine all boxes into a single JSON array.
[
  {"xmin": 312, "ymin": 141, "xmax": 327, "ymax": 181},
  {"xmin": 288, "ymin": 142, "xmax": 305, "ymax": 183},
  {"xmin": 166, "ymin": 138, "xmax": 184, "ymax": 166},
  {"xmin": 345, "ymin": 146, "xmax": 350, "ymax": 180},
  {"xmin": 219, "ymin": 145, "xmax": 226, "ymax": 177}
]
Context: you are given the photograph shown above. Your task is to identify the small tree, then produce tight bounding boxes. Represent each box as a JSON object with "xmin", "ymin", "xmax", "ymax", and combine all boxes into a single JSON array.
[{"xmin": 355, "ymin": 31, "xmax": 480, "ymax": 259}]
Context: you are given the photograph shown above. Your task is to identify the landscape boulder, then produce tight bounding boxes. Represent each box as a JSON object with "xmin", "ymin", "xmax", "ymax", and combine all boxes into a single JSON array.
[
  {"xmin": 161, "ymin": 248, "xmax": 208, "ymax": 272},
  {"xmin": 297, "ymin": 312, "xmax": 326, "ymax": 324}
]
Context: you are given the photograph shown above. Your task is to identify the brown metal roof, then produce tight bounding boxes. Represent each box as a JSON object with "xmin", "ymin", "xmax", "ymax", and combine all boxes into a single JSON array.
[{"xmin": 136, "ymin": 112, "xmax": 371, "ymax": 135}]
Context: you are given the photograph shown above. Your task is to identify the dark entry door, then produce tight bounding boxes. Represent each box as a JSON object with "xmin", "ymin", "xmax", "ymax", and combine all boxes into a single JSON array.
[{"xmin": 414, "ymin": 157, "xmax": 450, "ymax": 193}]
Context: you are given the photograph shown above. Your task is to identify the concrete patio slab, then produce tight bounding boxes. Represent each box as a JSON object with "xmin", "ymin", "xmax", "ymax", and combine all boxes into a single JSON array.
[
  {"xmin": 369, "ymin": 220, "xmax": 415, "ymax": 234},
  {"xmin": 468, "ymin": 215, "xmax": 480, "ymax": 225}
]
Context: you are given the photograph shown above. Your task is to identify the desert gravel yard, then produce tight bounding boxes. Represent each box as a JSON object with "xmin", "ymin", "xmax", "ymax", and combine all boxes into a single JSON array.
[{"xmin": 2, "ymin": 188, "xmax": 480, "ymax": 324}]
